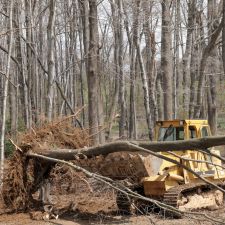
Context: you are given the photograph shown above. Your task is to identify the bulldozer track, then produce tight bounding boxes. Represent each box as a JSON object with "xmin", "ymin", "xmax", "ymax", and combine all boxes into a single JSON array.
[
  {"xmin": 163, "ymin": 182, "xmax": 225, "ymax": 208},
  {"xmin": 116, "ymin": 180, "xmax": 225, "ymax": 214}
]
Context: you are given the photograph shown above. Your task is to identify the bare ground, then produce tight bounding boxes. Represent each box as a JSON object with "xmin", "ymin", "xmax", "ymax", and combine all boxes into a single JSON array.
[
  {"xmin": 1, "ymin": 190, "xmax": 224, "ymax": 225},
  {"xmin": 0, "ymin": 209, "xmax": 223, "ymax": 225}
]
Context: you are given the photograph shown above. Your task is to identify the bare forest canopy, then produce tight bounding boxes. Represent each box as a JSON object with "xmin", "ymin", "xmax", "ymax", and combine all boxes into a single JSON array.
[{"xmin": 1, "ymin": 0, "xmax": 225, "ymax": 160}]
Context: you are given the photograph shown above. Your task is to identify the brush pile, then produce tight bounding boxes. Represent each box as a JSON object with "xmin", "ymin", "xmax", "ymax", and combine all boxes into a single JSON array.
[{"xmin": 2, "ymin": 117, "xmax": 90, "ymax": 211}]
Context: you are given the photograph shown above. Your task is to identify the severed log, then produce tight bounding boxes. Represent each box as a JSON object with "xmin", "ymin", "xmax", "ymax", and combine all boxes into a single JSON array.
[{"xmin": 27, "ymin": 135, "xmax": 225, "ymax": 161}]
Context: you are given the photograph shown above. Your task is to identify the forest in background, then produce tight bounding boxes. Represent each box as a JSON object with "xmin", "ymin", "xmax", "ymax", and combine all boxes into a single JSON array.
[{"xmin": 0, "ymin": 0, "xmax": 225, "ymax": 157}]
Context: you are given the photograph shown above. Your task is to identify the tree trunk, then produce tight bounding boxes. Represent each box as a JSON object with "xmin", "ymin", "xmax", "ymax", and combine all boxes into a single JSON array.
[
  {"xmin": 77, "ymin": 1, "xmax": 86, "ymax": 126},
  {"xmin": 79, "ymin": 0, "xmax": 89, "ymax": 127},
  {"xmin": 172, "ymin": 0, "xmax": 180, "ymax": 119},
  {"xmin": 223, "ymin": 0, "xmax": 225, "ymax": 75},
  {"xmin": 95, "ymin": 6, "xmax": 105, "ymax": 144},
  {"xmin": 37, "ymin": 1, "xmax": 45, "ymax": 119},
  {"xmin": 97, "ymin": 76, "xmax": 105, "ymax": 143},
  {"xmin": 117, "ymin": 0, "xmax": 126, "ymax": 139},
  {"xmin": 25, "ymin": 0, "xmax": 34, "ymax": 128},
  {"xmin": 87, "ymin": 0, "xmax": 99, "ymax": 145},
  {"xmin": 106, "ymin": 0, "xmax": 119, "ymax": 139},
  {"xmin": 1, "ymin": 0, "xmax": 14, "ymax": 182},
  {"xmin": 189, "ymin": 42, "xmax": 198, "ymax": 118},
  {"xmin": 156, "ymin": 73, "xmax": 163, "ymax": 120},
  {"xmin": 194, "ymin": 21, "xmax": 222, "ymax": 118},
  {"xmin": 9, "ymin": 77, "xmax": 17, "ymax": 137},
  {"xmin": 46, "ymin": 0, "xmax": 56, "ymax": 121},
  {"xmin": 161, "ymin": 0, "xmax": 173, "ymax": 120},
  {"xmin": 127, "ymin": 0, "xmax": 139, "ymax": 139},
  {"xmin": 207, "ymin": 0, "xmax": 218, "ymax": 135},
  {"xmin": 142, "ymin": 0, "xmax": 157, "ymax": 137},
  {"xmin": 136, "ymin": 41, "xmax": 153, "ymax": 140},
  {"xmin": 207, "ymin": 77, "xmax": 217, "ymax": 135}
]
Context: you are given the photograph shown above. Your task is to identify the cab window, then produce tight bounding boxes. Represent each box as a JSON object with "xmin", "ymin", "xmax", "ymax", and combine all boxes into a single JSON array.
[
  {"xmin": 201, "ymin": 126, "xmax": 209, "ymax": 137},
  {"xmin": 189, "ymin": 126, "xmax": 197, "ymax": 139},
  {"xmin": 158, "ymin": 126, "xmax": 184, "ymax": 141}
]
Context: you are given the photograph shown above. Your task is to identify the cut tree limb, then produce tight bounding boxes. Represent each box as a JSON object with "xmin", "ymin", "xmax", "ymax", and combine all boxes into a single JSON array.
[{"xmin": 31, "ymin": 135, "xmax": 225, "ymax": 160}]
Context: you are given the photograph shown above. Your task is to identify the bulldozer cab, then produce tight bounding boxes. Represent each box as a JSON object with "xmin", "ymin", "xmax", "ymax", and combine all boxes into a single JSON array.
[{"xmin": 155, "ymin": 119, "xmax": 211, "ymax": 141}]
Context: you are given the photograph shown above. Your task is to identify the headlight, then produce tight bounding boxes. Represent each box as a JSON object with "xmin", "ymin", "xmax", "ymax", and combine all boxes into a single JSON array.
[{"xmin": 179, "ymin": 120, "xmax": 184, "ymax": 126}]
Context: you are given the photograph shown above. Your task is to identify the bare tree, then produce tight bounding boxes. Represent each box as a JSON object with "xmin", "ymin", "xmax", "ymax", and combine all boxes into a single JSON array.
[
  {"xmin": 161, "ymin": 0, "xmax": 173, "ymax": 120},
  {"xmin": 206, "ymin": 0, "xmax": 219, "ymax": 135},
  {"xmin": 106, "ymin": 0, "xmax": 120, "ymax": 139},
  {"xmin": 182, "ymin": 0, "xmax": 195, "ymax": 117},
  {"xmin": 194, "ymin": 14, "xmax": 222, "ymax": 118},
  {"xmin": 87, "ymin": 0, "xmax": 100, "ymax": 144},
  {"xmin": 172, "ymin": 0, "xmax": 181, "ymax": 118},
  {"xmin": 222, "ymin": 0, "xmax": 225, "ymax": 93},
  {"xmin": 142, "ymin": 0, "xmax": 158, "ymax": 130},
  {"xmin": 127, "ymin": 0, "xmax": 139, "ymax": 139},
  {"xmin": 79, "ymin": 0, "xmax": 89, "ymax": 126},
  {"xmin": 117, "ymin": 0, "xmax": 126, "ymax": 139},
  {"xmin": 46, "ymin": 0, "xmax": 56, "ymax": 121},
  {"xmin": 1, "ymin": 0, "xmax": 14, "ymax": 182}
]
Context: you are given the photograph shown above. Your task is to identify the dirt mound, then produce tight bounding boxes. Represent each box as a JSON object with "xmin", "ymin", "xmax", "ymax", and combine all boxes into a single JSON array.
[
  {"xmin": 2, "ymin": 117, "xmax": 90, "ymax": 211},
  {"xmin": 72, "ymin": 152, "xmax": 160, "ymax": 186}
]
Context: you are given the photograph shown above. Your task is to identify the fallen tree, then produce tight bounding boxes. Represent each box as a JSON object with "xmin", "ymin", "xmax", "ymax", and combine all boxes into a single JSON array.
[{"xmin": 31, "ymin": 135, "xmax": 225, "ymax": 160}]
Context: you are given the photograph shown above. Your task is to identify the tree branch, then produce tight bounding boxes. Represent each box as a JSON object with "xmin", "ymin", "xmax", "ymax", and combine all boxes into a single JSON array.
[
  {"xmin": 168, "ymin": 151, "xmax": 225, "ymax": 170},
  {"xmin": 0, "ymin": 45, "xmax": 21, "ymax": 69}
]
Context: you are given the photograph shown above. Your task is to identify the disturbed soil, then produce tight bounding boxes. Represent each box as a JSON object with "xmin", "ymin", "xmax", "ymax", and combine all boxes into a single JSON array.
[
  {"xmin": 0, "ymin": 196, "xmax": 225, "ymax": 225},
  {"xmin": 1, "ymin": 173, "xmax": 225, "ymax": 225}
]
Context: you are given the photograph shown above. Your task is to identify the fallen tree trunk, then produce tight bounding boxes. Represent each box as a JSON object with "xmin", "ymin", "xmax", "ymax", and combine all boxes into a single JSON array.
[{"xmin": 27, "ymin": 135, "xmax": 225, "ymax": 160}]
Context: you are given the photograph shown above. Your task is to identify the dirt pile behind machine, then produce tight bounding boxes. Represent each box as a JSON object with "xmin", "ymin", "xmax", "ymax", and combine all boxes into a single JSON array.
[{"xmin": 75, "ymin": 152, "xmax": 161, "ymax": 183}]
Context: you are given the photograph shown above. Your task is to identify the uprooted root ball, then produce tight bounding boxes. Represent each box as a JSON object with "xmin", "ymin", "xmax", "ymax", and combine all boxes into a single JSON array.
[{"xmin": 2, "ymin": 117, "xmax": 90, "ymax": 211}]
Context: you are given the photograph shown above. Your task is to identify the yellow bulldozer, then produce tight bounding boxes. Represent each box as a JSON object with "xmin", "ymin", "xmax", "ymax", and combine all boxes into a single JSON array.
[{"xmin": 114, "ymin": 119, "xmax": 225, "ymax": 212}]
